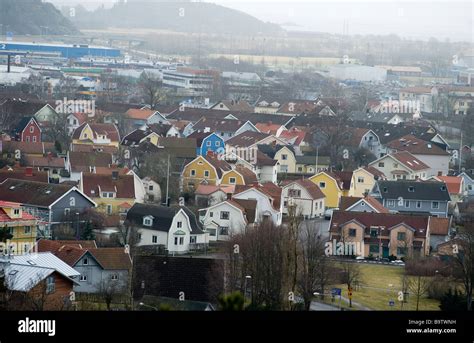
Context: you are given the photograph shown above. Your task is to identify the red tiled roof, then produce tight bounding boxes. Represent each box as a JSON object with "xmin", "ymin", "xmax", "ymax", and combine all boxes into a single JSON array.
[
  {"xmin": 331, "ymin": 171, "xmax": 353, "ymax": 191},
  {"xmin": 125, "ymin": 108, "xmax": 157, "ymax": 120},
  {"xmin": 387, "ymin": 135, "xmax": 449, "ymax": 156},
  {"xmin": 24, "ymin": 155, "xmax": 65, "ymax": 169},
  {"xmin": 429, "ymin": 217, "xmax": 450, "ymax": 235},
  {"xmin": 203, "ymin": 154, "xmax": 232, "ymax": 178},
  {"xmin": 234, "ymin": 165, "xmax": 258, "ymax": 185},
  {"xmin": 282, "ymin": 179, "xmax": 325, "ymax": 199},
  {"xmin": 82, "ymin": 173, "xmax": 135, "ymax": 199},
  {"xmin": 340, "ymin": 195, "xmax": 389, "ymax": 213},
  {"xmin": 434, "ymin": 176, "xmax": 463, "ymax": 194},
  {"xmin": 0, "ymin": 167, "xmax": 48, "ymax": 183},
  {"xmin": 72, "ymin": 123, "xmax": 120, "ymax": 142},
  {"xmin": 255, "ymin": 122, "xmax": 283, "ymax": 135},
  {"xmin": 363, "ymin": 166, "xmax": 386, "ymax": 179},
  {"xmin": 391, "ymin": 151, "xmax": 430, "ymax": 171}
]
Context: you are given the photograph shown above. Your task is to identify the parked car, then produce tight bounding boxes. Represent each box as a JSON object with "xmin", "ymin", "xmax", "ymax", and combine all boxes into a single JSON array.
[
  {"xmin": 324, "ymin": 208, "xmax": 338, "ymax": 220},
  {"xmin": 391, "ymin": 260, "xmax": 405, "ymax": 266}
]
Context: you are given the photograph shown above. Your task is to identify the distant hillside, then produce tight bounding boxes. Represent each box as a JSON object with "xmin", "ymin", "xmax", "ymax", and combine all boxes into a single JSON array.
[
  {"xmin": 65, "ymin": 1, "xmax": 282, "ymax": 35},
  {"xmin": 0, "ymin": 0, "xmax": 79, "ymax": 36}
]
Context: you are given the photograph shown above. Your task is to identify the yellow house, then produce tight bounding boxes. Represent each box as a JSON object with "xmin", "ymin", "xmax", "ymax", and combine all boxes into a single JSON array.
[
  {"xmin": 259, "ymin": 145, "xmax": 297, "ymax": 173},
  {"xmin": 72, "ymin": 123, "xmax": 120, "ymax": 148},
  {"xmin": 349, "ymin": 167, "xmax": 386, "ymax": 197},
  {"xmin": 220, "ymin": 166, "xmax": 258, "ymax": 186},
  {"xmin": 0, "ymin": 201, "xmax": 38, "ymax": 255},
  {"xmin": 80, "ymin": 172, "xmax": 136, "ymax": 215},
  {"xmin": 309, "ymin": 171, "xmax": 352, "ymax": 208},
  {"xmin": 182, "ymin": 155, "xmax": 232, "ymax": 192}
]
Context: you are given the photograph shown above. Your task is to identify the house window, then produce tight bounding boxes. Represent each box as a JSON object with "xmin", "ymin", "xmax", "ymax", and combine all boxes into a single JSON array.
[
  {"xmin": 358, "ymin": 177, "xmax": 364, "ymax": 183},
  {"xmin": 80, "ymin": 275, "xmax": 87, "ymax": 282},
  {"xmin": 190, "ymin": 169, "xmax": 196, "ymax": 177},
  {"xmin": 29, "ymin": 126, "xmax": 34, "ymax": 133},
  {"xmin": 179, "ymin": 237, "xmax": 184, "ymax": 245},
  {"xmin": 24, "ymin": 226, "xmax": 31, "ymax": 234},
  {"xmin": 432, "ymin": 201, "xmax": 439, "ymax": 209},
  {"xmin": 229, "ymin": 177, "xmax": 236, "ymax": 184},
  {"xmin": 206, "ymin": 141, "xmax": 212, "ymax": 147},
  {"xmin": 319, "ymin": 182, "xmax": 326, "ymax": 189},
  {"xmin": 397, "ymin": 247, "xmax": 408, "ymax": 255},
  {"xmin": 190, "ymin": 236, "xmax": 197, "ymax": 244},
  {"xmin": 46, "ymin": 276, "xmax": 55, "ymax": 294},
  {"xmin": 204, "ymin": 170, "xmax": 210, "ymax": 178},
  {"xmin": 14, "ymin": 208, "xmax": 20, "ymax": 215},
  {"xmin": 405, "ymin": 200, "xmax": 410, "ymax": 208},
  {"xmin": 210, "ymin": 212, "xmax": 213, "ymax": 218},
  {"xmin": 288, "ymin": 189, "xmax": 301, "ymax": 197},
  {"xmin": 416, "ymin": 201, "xmax": 422, "ymax": 208},
  {"xmin": 33, "ymin": 136, "xmax": 37, "ymax": 143},
  {"xmin": 378, "ymin": 162, "xmax": 385, "ymax": 167},
  {"xmin": 370, "ymin": 245, "xmax": 379, "ymax": 253},
  {"xmin": 106, "ymin": 205, "xmax": 113, "ymax": 215},
  {"xmin": 219, "ymin": 227, "xmax": 229, "ymax": 235},
  {"xmin": 177, "ymin": 221, "xmax": 182, "ymax": 228},
  {"xmin": 298, "ymin": 167, "xmax": 303, "ymax": 172},
  {"xmin": 208, "ymin": 229, "xmax": 216, "ymax": 237},
  {"xmin": 152, "ymin": 235, "xmax": 158, "ymax": 243},
  {"xmin": 174, "ymin": 237, "xmax": 178, "ymax": 245},
  {"xmin": 143, "ymin": 217, "xmax": 153, "ymax": 226},
  {"xmin": 408, "ymin": 186, "xmax": 415, "ymax": 192},
  {"xmin": 387, "ymin": 200, "xmax": 395, "ymax": 207},
  {"xmin": 215, "ymin": 141, "xmax": 220, "ymax": 147},
  {"xmin": 397, "ymin": 232, "xmax": 406, "ymax": 241},
  {"xmin": 83, "ymin": 258, "xmax": 88, "ymax": 265},
  {"xmin": 349, "ymin": 228, "xmax": 357, "ymax": 237},
  {"xmin": 220, "ymin": 211, "xmax": 230, "ymax": 220},
  {"xmin": 282, "ymin": 154, "xmax": 288, "ymax": 160},
  {"xmin": 26, "ymin": 136, "xmax": 30, "ymax": 142},
  {"xmin": 370, "ymin": 228, "xmax": 378, "ymax": 237},
  {"xmin": 149, "ymin": 185, "xmax": 154, "ymax": 191},
  {"xmin": 111, "ymin": 274, "xmax": 119, "ymax": 281},
  {"xmin": 64, "ymin": 208, "xmax": 70, "ymax": 216}
]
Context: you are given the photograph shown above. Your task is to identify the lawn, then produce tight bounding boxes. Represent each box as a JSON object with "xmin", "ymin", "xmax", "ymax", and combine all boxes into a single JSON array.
[{"xmin": 331, "ymin": 263, "xmax": 441, "ymax": 311}]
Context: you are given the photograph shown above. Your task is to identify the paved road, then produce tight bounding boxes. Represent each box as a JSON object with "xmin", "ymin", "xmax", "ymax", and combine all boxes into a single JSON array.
[{"xmin": 310, "ymin": 300, "xmax": 341, "ymax": 311}]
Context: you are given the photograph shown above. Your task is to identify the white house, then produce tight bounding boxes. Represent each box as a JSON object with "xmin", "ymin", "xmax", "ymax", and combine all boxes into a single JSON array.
[
  {"xmin": 281, "ymin": 179, "xmax": 325, "ymax": 219},
  {"xmin": 369, "ymin": 151, "xmax": 430, "ymax": 180},
  {"xmin": 126, "ymin": 204, "xmax": 208, "ymax": 254},
  {"xmin": 199, "ymin": 199, "xmax": 256, "ymax": 241},
  {"xmin": 232, "ymin": 185, "xmax": 282, "ymax": 225}
]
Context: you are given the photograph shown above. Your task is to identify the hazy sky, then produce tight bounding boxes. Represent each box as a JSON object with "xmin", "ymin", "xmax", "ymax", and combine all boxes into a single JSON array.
[{"xmin": 49, "ymin": 0, "xmax": 473, "ymax": 42}]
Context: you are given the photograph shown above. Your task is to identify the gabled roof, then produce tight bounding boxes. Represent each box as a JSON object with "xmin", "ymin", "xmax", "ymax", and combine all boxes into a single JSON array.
[
  {"xmin": 195, "ymin": 184, "xmax": 234, "ymax": 196},
  {"xmin": 257, "ymin": 144, "xmax": 294, "ymax": 159},
  {"xmin": 378, "ymin": 151, "xmax": 430, "ymax": 171},
  {"xmin": 24, "ymin": 155, "xmax": 65, "ymax": 169},
  {"xmin": 72, "ymin": 123, "xmax": 120, "ymax": 142},
  {"xmin": 234, "ymin": 183, "xmax": 282, "ymax": 211},
  {"xmin": 429, "ymin": 217, "xmax": 450, "ymax": 235},
  {"xmin": 13, "ymin": 116, "xmax": 39, "ymax": 135},
  {"xmin": 82, "ymin": 173, "xmax": 135, "ymax": 199},
  {"xmin": 432, "ymin": 176, "xmax": 463, "ymax": 194},
  {"xmin": 188, "ymin": 131, "xmax": 222, "ymax": 147},
  {"xmin": 0, "ymin": 167, "xmax": 48, "ymax": 183},
  {"xmin": 125, "ymin": 108, "xmax": 158, "ymax": 120},
  {"xmin": 192, "ymin": 117, "xmax": 248, "ymax": 133},
  {"xmin": 255, "ymin": 122, "xmax": 284, "ymax": 135},
  {"xmin": 331, "ymin": 171, "xmax": 353, "ymax": 191},
  {"xmin": 281, "ymin": 178, "xmax": 325, "ymax": 199},
  {"xmin": 375, "ymin": 180, "xmax": 451, "ymax": 201},
  {"xmin": 363, "ymin": 166, "xmax": 386, "ymax": 179},
  {"xmin": 0, "ymin": 179, "xmax": 94, "ymax": 208},
  {"xmin": 330, "ymin": 211, "xmax": 431, "ymax": 238},
  {"xmin": 2, "ymin": 252, "xmax": 80, "ymax": 292},
  {"xmin": 203, "ymin": 154, "xmax": 232, "ymax": 178},
  {"xmin": 212, "ymin": 100, "xmax": 253, "ymax": 112},
  {"xmin": 231, "ymin": 199, "xmax": 257, "ymax": 223},
  {"xmin": 226, "ymin": 131, "xmax": 270, "ymax": 148},
  {"xmin": 69, "ymin": 151, "xmax": 112, "ymax": 172},
  {"xmin": 126, "ymin": 204, "xmax": 204, "ymax": 234},
  {"xmin": 1, "ymin": 141, "xmax": 55, "ymax": 155},
  {"xmin": 340, "ymin": 195, "xmax": 389, "ymax": 213},
  {"xmin": 387, "ymin": 134, "xmax": 449, "ymax": 156},
  {"xmin": 230, "ymin": 165, "xmax": 258, "ymax": 185}
]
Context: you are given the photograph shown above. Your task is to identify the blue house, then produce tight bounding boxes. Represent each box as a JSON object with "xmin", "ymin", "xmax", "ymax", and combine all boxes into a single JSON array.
[{"xmin": 188, "ymin": 132, "xmax": 225, "ymax": 156}]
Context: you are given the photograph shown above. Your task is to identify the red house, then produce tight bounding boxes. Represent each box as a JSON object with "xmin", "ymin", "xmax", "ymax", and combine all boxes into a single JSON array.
[{"xmin": 14, "ymin": 116, "xmax": 42, "ymax": 143}]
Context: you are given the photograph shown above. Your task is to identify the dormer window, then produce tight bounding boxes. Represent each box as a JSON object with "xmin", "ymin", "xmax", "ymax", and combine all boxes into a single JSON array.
[
  {"xmin": 408, "ymin": 186, "xmax": 415, "ymax": 192},
  {"xmin": 13, "ymin": 208, "xmax": 20, "ymax": 216},
  {"xmin": 143, "ymin": 216, "xmax": 153, "ymax": 227}
]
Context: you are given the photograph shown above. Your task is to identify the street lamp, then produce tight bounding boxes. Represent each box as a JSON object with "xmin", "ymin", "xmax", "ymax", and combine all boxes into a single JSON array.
[{"xmin": 139, "ymin": 302, "xmax": 158, "ymax": 311}]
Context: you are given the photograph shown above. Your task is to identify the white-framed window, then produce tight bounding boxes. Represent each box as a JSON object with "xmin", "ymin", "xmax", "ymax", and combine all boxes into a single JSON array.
[
  {"xmin": 80, "ymin": 275, "xmax": 87, "ymax": 282},
  {"xmin": 32, "ymin": 136, "xmax": 37, "ymax": 143},
  {"xmin": 215, "ymin": 141, "xmax": 220, "ymax": 147},
  {"xmin": 206, "ymin": 141, "xmax": 212, "ymax": 147},
  {"xmin": 229, "ymin": 177, "xmax": 236, "ymax": 184},
  {"xmin": 152, "ymin": 235, "xmax": 157, "ymax": 243},
  {"xmin": 210, "ymin": 212, "xmax": 213, "ymax": 217},
  {"xmin": 179, "ymin": 237, "xmax": 184, "ymax": 245},
  {"xmin": 387, "ymin": 200, "xmax": 395, "ymax": 207},
  {"xmin": 83, "ymin": 258, "xmax": 88, "ymax": 265},
  {"xmin": 190, "ymin": 169, "xmax": 196, "ymax": 176},
  {"xmin": 432, "ymin": 201, "xmax": 439, "ymax": 209},
  {"xmin": 358, "ymin": 177, "xmax": 364, "ymax": 183},
  {"xmin": 174, "ymin": 237, "xmax": 178, "ymax": 245},
  {"xmin": 177, "ymin": 221, "xmax": 182, "ymax": 228},
  {"xmin": 204, "ymin": 170, "xmax": 210, "ymax": 177},
  {"xmin": 24, "ymin": 226, "xmax": 31, "ymax": 234},
  {"xmin": 319, "ymin": 182, "xmax": 326, "ymax": 189},
  {"xmin": 143, "ymin": 217, "xmax": 153, "ymax": 226},
  {"xmin": 220, "ymin": 211, "xmax": 230, "ymax": 220},
  {"xmin": 14, "ymin": 208, "xmax": 20, "ymax": 216},
  {"xmin": 416, "ymin": 201, "xmax": 422, "ymax": 208},
  {"xmin": 378, "ymin": 162, "xmax": 384, "ymax": 167},
  {"xmin": 282, "ymin": 154, "xmax": 288, "ymax": 160},
  {"xmin": 405, "ymin": 200, "xmax": 410, "ymax": 208},
  {"xmin": 106, "ymin": 204, "xmax": 113, "ymax": 215},
  {"xmin": 111, "ymin": 274, "xmax": 119, "ymax": 281},
  {"xmin": 190, "ymin": 236, "xmax": 197, "ymax": 244},
  {"xmin": 64, "ymin": 208, "xmax": 70, "ymax": 216},
  {"xmin": 29, "ymin": 126, "xmax": 34, "ymax": 133}
]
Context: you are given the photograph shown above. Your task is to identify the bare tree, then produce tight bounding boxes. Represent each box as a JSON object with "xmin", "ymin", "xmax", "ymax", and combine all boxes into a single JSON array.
[
  {"xmin": 408, "ymin": 275, "xmax": 432, "ymax": 311},
  {"xmin": 453, "ymin": 223, "xmax": 474, "ymax": 310},
  {"xmin": 340, "ymin": 262, "xmax": 361, "ymax": 307},
  {"xmin": 96, "ymin": 277, "xmax": 128, "ymax": 311},
  {"xmin": 138, "ymin": 72, "xmax": 168, "ymax": 110},
  {"xmin": 298, "ymin": 221, "xmax": 335, "ymax": 310}
]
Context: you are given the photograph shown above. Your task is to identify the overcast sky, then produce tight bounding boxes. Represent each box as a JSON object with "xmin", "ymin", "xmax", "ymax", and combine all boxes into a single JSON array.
[{"xmin": 49, "ymin": 0, "xmax": 473, "ymax": 42}]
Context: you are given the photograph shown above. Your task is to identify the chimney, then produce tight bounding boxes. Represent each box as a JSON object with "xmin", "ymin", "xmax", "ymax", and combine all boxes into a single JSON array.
[
  {"xmin": 25, "ymin": 167, "xmax": 33, "ymax": 177},
  {"xmin": 227, "ymin": 192, "xmax": 232, "ymax": 200},
  {"xmin": 112, "ymin": 170, "xmax": 119, "ymax": 180}
]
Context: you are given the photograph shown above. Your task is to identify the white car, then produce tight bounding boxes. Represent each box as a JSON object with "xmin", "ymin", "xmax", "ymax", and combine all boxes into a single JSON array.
[
  {"xmin": 324, "ymin": 208, "xmax": 339, "ymax": 220},
  {"xmin": 391, "ymin": 260, "xmax": 405, "ymax": 265}
]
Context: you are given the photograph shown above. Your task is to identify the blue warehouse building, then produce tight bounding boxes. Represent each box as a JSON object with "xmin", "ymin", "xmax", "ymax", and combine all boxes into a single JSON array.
[{"xmin": 0, "ymin": 41, "xmax": 121, "ymax": 58}]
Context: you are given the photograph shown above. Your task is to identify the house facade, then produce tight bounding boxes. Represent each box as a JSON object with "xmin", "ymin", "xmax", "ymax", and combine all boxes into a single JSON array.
[{"xmin": 281, "ymin": 179, "xmax": 325, "ymax": 219}]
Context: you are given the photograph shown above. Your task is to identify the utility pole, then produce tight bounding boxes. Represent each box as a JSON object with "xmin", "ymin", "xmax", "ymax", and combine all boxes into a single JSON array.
[
  {"xmin": 459, "ymin": 131, "xmax": 463, "ymax": 173},
  {"xmin": 165, "ymin": 154, "xmax": 170, "ymax": 206}
]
